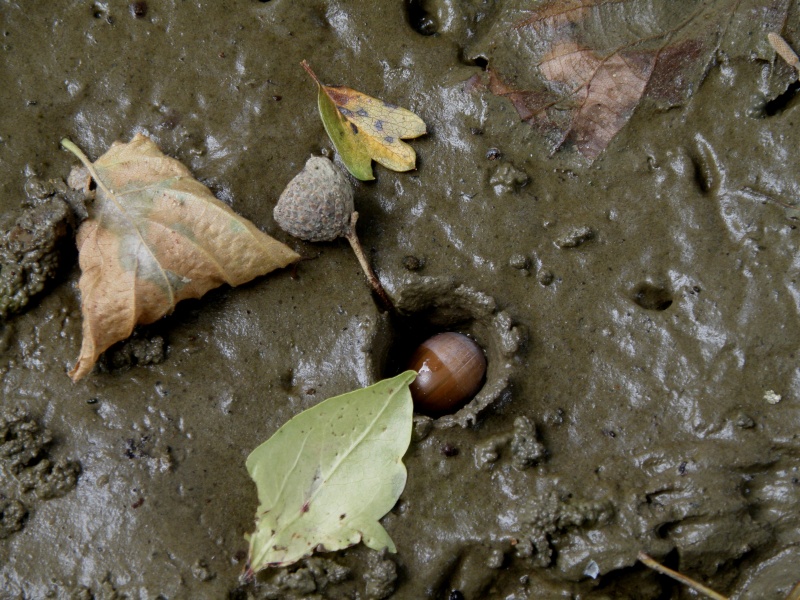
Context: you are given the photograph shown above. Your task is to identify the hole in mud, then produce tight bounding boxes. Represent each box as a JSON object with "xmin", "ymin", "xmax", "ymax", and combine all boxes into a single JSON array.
[
  {"xmin": 472, "ymin": 56, "xmax": 489, "ymax": 70},
  {"xmin": 764, "ymin": 81, "xmax": 800, "ymax": 116},
  {"xmin": 386, "ymin": 316, "xmax": 487, "ymax": 418},
  {"xmin": 374, "ymin": 277, "xmax": 524, "ymax": 428},
  {"xmin": 631, "ymin": 283, "xmax": 673, "ymax": 311},
  {"xmin": 406, "ymin": 0, "xmax": 438, "ymax": 36}
]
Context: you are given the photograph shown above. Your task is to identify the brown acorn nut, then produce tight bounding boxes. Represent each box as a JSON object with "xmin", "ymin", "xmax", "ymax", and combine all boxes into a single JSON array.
[
  {"xmin": 273, "ymin": 156, "xmax": 354, "ymax": 242},
  {"xmin": 407, "ymin": 332, "xmax": 487, "ymax": 416}
]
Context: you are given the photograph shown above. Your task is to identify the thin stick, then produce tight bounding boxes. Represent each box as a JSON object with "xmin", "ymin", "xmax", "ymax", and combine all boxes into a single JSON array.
[
  {"xmin": 768, "ymin": 33, "xmax": 800, "ymax": 75},
  {"xmin": 638, "ymin": 552, "xmax": 729, "ymax": 600},
  {"xmin": 345, "ymin": 212, "xmax": 395, "ymax": 314}
]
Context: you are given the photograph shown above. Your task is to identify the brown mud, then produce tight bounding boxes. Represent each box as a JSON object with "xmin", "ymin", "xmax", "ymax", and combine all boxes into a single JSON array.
[{"xmin": 1, "ymin": 1, "xmax": 799, "ymax": 598}]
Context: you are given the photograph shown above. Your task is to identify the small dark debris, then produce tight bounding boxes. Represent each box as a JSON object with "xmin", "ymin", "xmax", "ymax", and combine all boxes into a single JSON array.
[
  {"xmin": 486, "ymin": 147, "xmax": 502, "ymax": 160},
  {"xmin": 402, "ymin": 255, "xmax": 425, "ymax": 271},
  {"xmin": 470, "ymin": 127, "xmax": 483, "ymax": 135},
  {"xmin": 678, "ymin": 461, "xmax": 687, "ymax": 475},
  {"xmin": 441, "ymin": 444, "xmax": 459, "ymax": 457},
  {"xmin": 130, "ymin": 2, "xmax": 147, "ymax": 18},
  {"xmin": 272, "ymin": 95, "xmax": 282, "ymax": 101},
  {"xmin": 131, "ymin": 497, "xmax": 144, "ymax": 509},
  {"xmin": 449, "ymin": 591, "xmax": 465, "ymax": 600}
]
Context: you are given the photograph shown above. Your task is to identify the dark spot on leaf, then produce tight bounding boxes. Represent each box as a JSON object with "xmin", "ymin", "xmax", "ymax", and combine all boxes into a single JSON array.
[
  {"xmin": 338, "ymin": 106, "xmax": 354, "ymax": 118},
  {"xmin": 384, "ymin": 136, "xmax": 394, "ymax": 143},
  {"xmin": 356, "ymin": 108, "xmax": 369, "ymax": 117},
  {"xmin": 340, "ymin": 513, "xmax": 346, "ymax": 519},
  {"xmin": 374, "ymin": 119, "xmax": 383, "ymax": 131},
  {"xmin": 350, "ymin": 123, "xmax": 359, "ymax": 135},
  {"xmin": 301, "ymin": 501, "xmax": 310, "ymax": 513}
]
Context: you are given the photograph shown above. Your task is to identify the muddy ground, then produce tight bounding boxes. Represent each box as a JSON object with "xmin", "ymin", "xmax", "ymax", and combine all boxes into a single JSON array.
[{"xmin": 1, "ymin": 1, "xmax": 799, "ymax": 599}]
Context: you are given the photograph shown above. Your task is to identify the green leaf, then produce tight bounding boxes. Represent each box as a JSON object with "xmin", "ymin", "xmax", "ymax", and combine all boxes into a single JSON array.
[{"xmin": 244, "ymin": 371, "xmax": 416, "ymax": 576}]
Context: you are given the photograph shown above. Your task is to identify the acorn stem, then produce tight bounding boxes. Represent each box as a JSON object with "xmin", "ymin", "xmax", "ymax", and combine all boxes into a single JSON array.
[{"xmin": 345, "ymin": 212, "xmax": 395, "ymax": 314}]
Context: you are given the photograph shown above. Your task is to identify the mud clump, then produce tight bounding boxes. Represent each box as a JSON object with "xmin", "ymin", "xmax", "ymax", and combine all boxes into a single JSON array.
[
  {"xmin": 475, "ymin": 416, "xmax": 545, "ymax": 470},
  {"xmin": 0, "ymin": 498, "xmax": 28, "ymax": 539},
  {"xmin": 0, "ymin": 408, "xmax": 54, "ymax": 474},
  {"xmin": 98, "ymin": 332, "xmax": 167, "ymax": 372},
  {"xmin": 0, "ymin": 196, "xmax": 73, "ymax": 320},
  {"xmin": 514, "ymin": 493, "xmax": 612, "ymax": 568},
  {"xmin": 0, "ymin": 409, "xmax": 81, "ymax": 500}
]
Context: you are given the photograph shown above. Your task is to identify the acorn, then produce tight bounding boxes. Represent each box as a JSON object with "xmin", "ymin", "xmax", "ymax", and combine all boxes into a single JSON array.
[
  {"xmin": 274, "ymin": 156, "xmax": 353, "ymax": 242},
  {"xmin": 407, "ymin": 332, "xmax": 487, "ymax": 416},
  {"xmin": 274, "ymin": 156, "xmax": 394, "ymax": 312}
]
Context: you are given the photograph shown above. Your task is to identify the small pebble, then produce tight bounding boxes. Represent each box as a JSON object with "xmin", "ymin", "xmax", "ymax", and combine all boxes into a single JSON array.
[
  {"xmin": 537, "ymin": 268, "xmax": 555, "ymax": 286},
  {"xmin": 764, "ymin": 390, "xmax": 782, "ymax": 404},
  {"xmin": 486, "ymin": 147, "xmax": 502, "ymax": 160},
  {"xmin": 555, "ymin": 225, "xmax": 595, "ymax": 248},
  {"xmin": 402, "ymin": 255, "xmax": 425, "ymax": 272},
  {"xmin": 508, "ymin": 254, "xmax": 529, "ymax": 270}
]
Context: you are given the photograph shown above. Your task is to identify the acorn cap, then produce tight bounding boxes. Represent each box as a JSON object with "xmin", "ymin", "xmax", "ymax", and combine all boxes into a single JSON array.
[{"xmin": 273, "ymin": 156, "xmax": 355, "ymax": 242}]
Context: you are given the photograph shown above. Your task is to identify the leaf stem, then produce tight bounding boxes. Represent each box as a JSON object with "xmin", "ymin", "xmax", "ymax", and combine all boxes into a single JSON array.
[
  {"xmin": 345, "ymin": 212, "xmax": 396, "ymax": 314},
  {"xmin": 61, "ymin": 138, "xmax": 92, "ymax": 168},
  {"xmin": 301, "ymin": 59, "xmax": 321, "ymax": 86},
  {"xmin": 638, "ymin": 552, "xmax": 728, "ymax": 600}
]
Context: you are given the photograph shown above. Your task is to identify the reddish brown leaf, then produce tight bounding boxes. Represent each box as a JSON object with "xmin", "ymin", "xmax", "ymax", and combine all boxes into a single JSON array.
[{"xmin": 479, "ymin": 0, "xmax": 789, "ymax": 160}]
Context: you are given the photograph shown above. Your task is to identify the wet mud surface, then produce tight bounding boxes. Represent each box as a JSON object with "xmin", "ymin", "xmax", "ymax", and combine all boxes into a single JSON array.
[{"xmin": 1, "ymin": 1, "xmax": 799, "ymax": 598}]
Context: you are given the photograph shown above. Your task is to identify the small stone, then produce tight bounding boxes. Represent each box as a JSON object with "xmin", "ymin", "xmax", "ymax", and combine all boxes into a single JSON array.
[
  {"xmin": 508, "ymin": 253, "xmax": 529, "ymax": 270},
  {"xmin": 555, "ymin": 225, "xmax": 595, "ymax": 248},
  {"xmin": 735, "ymin": 413, "xmax": 755, "ymax": 429},
  {"xmin": 764, "ymin": 390, "xmax": 782, "ymax": 404},
  {"xmin": 490, "ymin": 163, "xmax": 529, "ymax": 194},
  {"xmin": 402, "ymin": 255, "xmax": 425, "ymax": 271},
  {"xmin": 273, "ymin": 156, "xmax": 354, "ymax": 242},
  {"xmin": 486, "ymin": 548, "xmax": 505, "ymax": 569},
  {"xmin": 537, "ymin": 268, "xmax": 555, "ymax": 286},
  {"xmin": 192, "ymin": 559, "xmax": 215, "ymax": 581},
  {"xmin": 486, "ymin": 147, "xmax": 502, "ymax": 160},
  {"xmin": 583, "ymin": 559, "xmax": 600, "ymax": 579}
]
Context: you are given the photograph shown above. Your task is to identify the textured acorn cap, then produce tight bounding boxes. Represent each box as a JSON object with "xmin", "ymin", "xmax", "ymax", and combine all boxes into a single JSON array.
[{"xmin": 273, "ymin": 156, "xmax": 354, "ymax": 242}]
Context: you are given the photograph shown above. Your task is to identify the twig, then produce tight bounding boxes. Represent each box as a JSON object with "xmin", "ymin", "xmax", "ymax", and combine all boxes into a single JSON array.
[
  {"xmin": 787, "ymin": 581, "xmax": 800, "ymax": 600},
  {"xmin": 769, "ymin": 33, "xmax": 800, "ymax": 75},
  {"xmin": 345, "ymin": 212, "xmax": 396, "ymax": 314},
  {"xmin": 638, "ymin": 552, "xmax": 729, "ymax": 600}
]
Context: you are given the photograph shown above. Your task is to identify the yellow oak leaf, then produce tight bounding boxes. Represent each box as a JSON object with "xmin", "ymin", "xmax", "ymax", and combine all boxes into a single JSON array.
[
  {"xmin": 302, "ymin": 61, "xmax": 426, "ymax": 181},
  {"xmin": 62, "ymin": 135, "xmax": 300, "ymax": 381}
]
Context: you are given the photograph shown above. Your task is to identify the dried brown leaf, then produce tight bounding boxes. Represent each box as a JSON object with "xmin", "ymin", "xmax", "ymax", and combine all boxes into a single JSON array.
[
  {"xmin": 62, "ymin": 135, "xmax": 300, "ymax": 381},
  {"xmin": 480, "ymin": 0, "xmax": 787, "ymax": 159}
]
